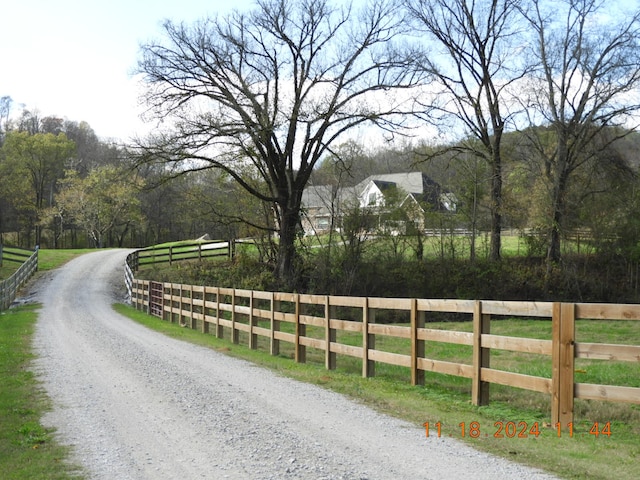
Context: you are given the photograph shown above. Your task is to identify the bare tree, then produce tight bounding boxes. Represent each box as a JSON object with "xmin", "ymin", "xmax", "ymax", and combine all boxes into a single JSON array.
[
  {"xmin": 404, "ymin": 0, "xmax": 529, "ymax": 261},
  {"xmin": 521, "ymin": 0, "xmax": 640, "ymax": 267},
  {"xmin": 134, "ymin": 0, "xmax": 424, "ymax": 287}
]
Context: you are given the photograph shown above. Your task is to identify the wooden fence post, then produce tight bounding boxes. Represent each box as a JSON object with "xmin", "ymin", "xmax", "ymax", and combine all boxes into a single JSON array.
[
  {"xmin": 175, "ymin": 284, "xmax": 181, "ymax": 325},
  {"xmin": 325, "ymin": 296, "xmax": 336, "ymax": 370},
  {"xmin": 271, "ymin": 293, "xmax": 280, "ymax": 356},
  {"xmin": 215, "ymin": 287, "xmax": 223, "ymax": 339},
  {"xmin": 201, "ymin": 286, "xmax": 209, "ymax": 335},
  {"xmin": 552, "ymin": 303, "xmax": 575, "ymax": 428},
  {"xmin": 472, "ymin": 300, "xmax": 490, "ymax": 406},
  {"xmin": 180, "ymin": 284, "xmax": 186, "ymax": 326},
  {"xmin": 232, "ymin": 289, "xmax": 239, "ymax": 344},
  {"xmin": 295, "ymin": 294, "xmax": 306, "ymax": 363},
  {"xmin": 362, "ymin": 298, "xmax": 376, "ymax": 378},
  {"xmin": 411, "ymin": 298, "xmax": 425, "ymax": 386},
  {"xmin": 249, "ymin": 291, "xmax": 257, "ymax": 350},
  {"xmin": 552, "ymin": 302, "xmax": 561, "ymax": 425},
  {"xmin": 189, "ymin": 284, "xmax": 195, "ymax": 329}
]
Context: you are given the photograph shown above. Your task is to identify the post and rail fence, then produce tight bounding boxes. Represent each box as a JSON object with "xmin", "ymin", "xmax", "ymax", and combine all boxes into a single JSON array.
[
  {"xmin": 0, "ymin": 245, "xmax": 38, "ymax": 310},
  {"xmin": 125, "ymin": 239, "xmax": 236, "ymax": 272},
  {"xmin": 125, "ymin": 246, "xmax": 640, "ymax": 427}
]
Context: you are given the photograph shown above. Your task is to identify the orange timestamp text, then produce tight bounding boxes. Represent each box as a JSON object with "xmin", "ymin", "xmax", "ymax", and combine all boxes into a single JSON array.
[{"xmin": 423, "ymin": 421, "xmax": 612, "ymax": 439}]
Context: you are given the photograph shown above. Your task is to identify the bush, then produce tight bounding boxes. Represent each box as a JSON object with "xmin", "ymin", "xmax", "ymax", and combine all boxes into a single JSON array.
[{"xmin": 138, "ymin": 247, "xmax": 640, "ymax": 307}]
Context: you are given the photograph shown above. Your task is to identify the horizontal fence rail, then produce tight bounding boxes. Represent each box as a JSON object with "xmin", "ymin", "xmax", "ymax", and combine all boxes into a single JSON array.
[
  {"xmin": 1, "ymin": 246, "xmax": 38, "ymax": 310},
  {"xmin": 126, "ymin": 252, "xmax": 640, "ymax": 427}
]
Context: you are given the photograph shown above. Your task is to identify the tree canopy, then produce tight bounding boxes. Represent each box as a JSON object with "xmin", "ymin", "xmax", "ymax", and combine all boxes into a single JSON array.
[{"xmin": 134, "ymin": 0, "xmax": 427, "ymax": 287}]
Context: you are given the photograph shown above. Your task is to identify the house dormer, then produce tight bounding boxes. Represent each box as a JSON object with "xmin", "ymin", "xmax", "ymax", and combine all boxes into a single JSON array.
[{"xmin": 359, "ymin": 180, "xmax": 396, "ymax": 208}]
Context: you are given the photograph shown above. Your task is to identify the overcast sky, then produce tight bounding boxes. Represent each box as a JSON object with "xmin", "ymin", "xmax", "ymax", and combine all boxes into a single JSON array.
[{"xmin": 0, "ymin": 0, "xmax": 253, "ymax": 141}]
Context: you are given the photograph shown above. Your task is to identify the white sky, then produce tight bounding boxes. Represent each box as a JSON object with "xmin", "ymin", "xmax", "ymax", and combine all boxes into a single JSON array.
[{"xmin": 0, "ymin": 0, "xmax": 253, "ymax": 141}]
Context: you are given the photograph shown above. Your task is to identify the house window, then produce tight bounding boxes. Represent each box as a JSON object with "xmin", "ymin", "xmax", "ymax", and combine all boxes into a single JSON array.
[{"xmin": 368, "ymin": 192, "xmax": 377, "ymax": 206}]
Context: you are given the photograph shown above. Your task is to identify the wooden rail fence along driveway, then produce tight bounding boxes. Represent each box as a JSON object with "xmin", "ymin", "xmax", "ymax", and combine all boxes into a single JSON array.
[
  {"xmin": 0, "ymin": 245, "xmax": 38, "ymax": 310},
  {"xmin": 125, "ymin": 239, "xmax": 236, "ymax": 272},
  {"xmin": 125, "ymin": 249, "xmax": 640, "ymax": 428}
]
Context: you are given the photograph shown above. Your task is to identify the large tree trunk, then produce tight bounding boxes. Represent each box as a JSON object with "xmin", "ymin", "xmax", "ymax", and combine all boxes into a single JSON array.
[
  {"xmin": 546, "ymin": 140, "xmax": 571, "ymax": 268},
  {"xmin": 275, "ymin": 199, "xmax": 302, "ymax": 290},
  {"xmin": 489, "ymin": 185, "xmax": 502, "ymax": 261},
  {"xmin": 489, "ymin": 148, "xmax": 503, "ymax": 262},
  {"xmin": 547, "ymin": 168, "xmax": 569, "ymax": 267}
]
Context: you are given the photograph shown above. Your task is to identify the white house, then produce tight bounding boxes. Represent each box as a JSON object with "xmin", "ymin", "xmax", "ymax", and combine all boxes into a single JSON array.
[
  {"xmin": 301, "ymin": 172, "xmax": 457, "ymax": 236},
  {"xmin": 355, "ymin": 172, "xmax": 456, "ymax": 212}
]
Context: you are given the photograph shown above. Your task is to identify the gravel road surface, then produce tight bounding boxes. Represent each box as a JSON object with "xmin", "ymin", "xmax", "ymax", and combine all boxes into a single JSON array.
[{"xmin": 30, "ymin": 249, "xmax": 560, "ymax": 479}]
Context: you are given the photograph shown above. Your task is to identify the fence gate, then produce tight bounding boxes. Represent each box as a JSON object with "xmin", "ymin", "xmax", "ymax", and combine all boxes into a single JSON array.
[{"xmin": 149, "ymin": 282, "xmax": 164, "ymax": 318}]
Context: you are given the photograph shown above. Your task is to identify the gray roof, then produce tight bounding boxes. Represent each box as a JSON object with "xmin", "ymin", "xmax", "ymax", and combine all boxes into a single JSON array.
[
  {"xmin": 302, "ymin": 184, "xmax": 358, "ymax": 214},
  {"xmin": 303, "ymin": 172, "xmax": 446, "ymax": 211},
  {"xmin": 355, "ymin": 172, "xmax": 437, "ymax": 197}
]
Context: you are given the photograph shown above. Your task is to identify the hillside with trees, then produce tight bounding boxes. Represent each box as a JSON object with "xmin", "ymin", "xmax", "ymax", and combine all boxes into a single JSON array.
[{"xmin": 2, "ymin": 0, "xmax": 640, "ymax": 303}]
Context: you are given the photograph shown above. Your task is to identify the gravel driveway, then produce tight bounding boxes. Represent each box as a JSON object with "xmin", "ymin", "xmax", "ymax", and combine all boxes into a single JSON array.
[{"xmin": 30, "ymin": 249, "xmax": 559, "ymax": 479}]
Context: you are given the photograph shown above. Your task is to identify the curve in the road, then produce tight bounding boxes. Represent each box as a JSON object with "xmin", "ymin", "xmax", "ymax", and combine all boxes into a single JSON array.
[{"xmin": 32, "ymin": 249, "xmax": 559, "ymax": 479}]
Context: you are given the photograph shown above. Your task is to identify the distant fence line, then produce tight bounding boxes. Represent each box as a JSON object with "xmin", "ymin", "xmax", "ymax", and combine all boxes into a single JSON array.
[
  {"xmin": 125, "ymin": 240, "xmax": 238, "ymax": 308},
  {"xmin": 125, "ymin": 239, "xmax": 237, "ymax": 271},
  {"xmin": 124, "ymin": 245, "xmax": 640, "ymax": 427},
  {"xmin": 0, "ymin": 246, "xmax": 38, "ymax": 310}
]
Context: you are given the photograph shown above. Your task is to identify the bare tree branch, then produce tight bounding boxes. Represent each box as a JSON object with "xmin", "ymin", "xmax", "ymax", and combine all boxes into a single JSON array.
[
  {"xmin": 405, "ymin": 0, "xmax": 530, "ymax": 260},
  {"xmin": 133, "ymin": 0, "xmax": 427, "ymax": 286},
  {"xmin": 521, "ymin": 0, "xmax": 640, "ymax": 265}
]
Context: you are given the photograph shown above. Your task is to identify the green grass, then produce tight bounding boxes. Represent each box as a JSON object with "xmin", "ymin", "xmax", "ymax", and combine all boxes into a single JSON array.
[
  {"xmin": 1, "ymin": 249, "xmax": 92, "ymax": 280},
  {"xmin": 0, "ymin": 263, "xmax": 16, "ymax": 280},
  {"xmin": 1, "ymin": 247, "xmax": 34, "ymax": 280},
  {"xmin": 115, "ymin": 303, "xmax": 640, "ymax": 480},
  {"xmin": 0, "ymin": 304, "xmax": 83, "ymax": 479},
  {"xmin": 37, "ymin": 249, "xmax": 93, "ymax": 272}
]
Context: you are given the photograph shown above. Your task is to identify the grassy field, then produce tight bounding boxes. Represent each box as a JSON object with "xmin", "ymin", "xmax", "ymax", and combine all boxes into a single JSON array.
[
  {"xmin": 114, "ymin": 303, "xmax": 640, "ymax": 480},
  {"xmin": 302, "ymin": 232, "xmax": 571, "ymax": 260},
  {"xmin": 1, "ymin": 248, "xmax": 91, "ymax": 280},
  {"xmin": 36, "ymin": 249, "xmax": 94, "ymax": 272},
  {"xmin": 0, "ymin": 247, "xmax": 33, "ymax": 280}
]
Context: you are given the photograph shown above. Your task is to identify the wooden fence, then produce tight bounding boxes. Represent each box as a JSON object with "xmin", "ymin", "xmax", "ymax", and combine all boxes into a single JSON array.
[
  {"xmin": 124, "ymin": 240, "xmax": 234, "ymax": 305},
  {"xmin": 0, "ymin": 246, "xmax": 38, "ymax": 310},
  {"xmin": 126, "ymin": 240, "xmax": 235, "ymax": 271},
  {"xmin": 127, "ymin": 269, "xmax": 640, "ymax": 426}
]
